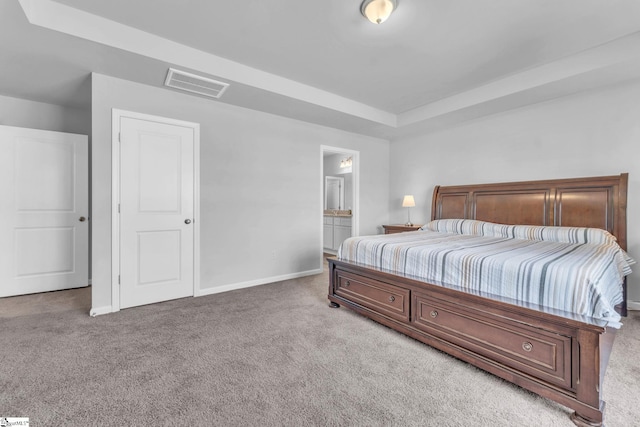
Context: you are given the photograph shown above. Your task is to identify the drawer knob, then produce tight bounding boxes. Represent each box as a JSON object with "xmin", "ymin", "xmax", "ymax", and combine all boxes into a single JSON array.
[
  {"xmin": 389, "ymin": 295, "xmax": 395, "ymax": 302},
  {"xmin": 522, "ymin": 342, "xmax": 533, "ymax": 352},
  {"xmin": 430, "ymin": 310, "xmax": 438, "ymax": 318},
  {"xmin": 344, "ymin": 280, "xmax": 350, "ymax": 287}
]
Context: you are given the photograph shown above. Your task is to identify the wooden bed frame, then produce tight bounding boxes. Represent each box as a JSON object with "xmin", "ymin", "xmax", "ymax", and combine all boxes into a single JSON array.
[{"xmin": 328, "ymin": 173, "xmax": 628, "ymax": 427}]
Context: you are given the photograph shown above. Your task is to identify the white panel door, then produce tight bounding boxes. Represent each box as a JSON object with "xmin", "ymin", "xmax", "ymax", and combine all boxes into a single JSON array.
[
  {"xmin": 119, "ymin": 116, "xmax": 195, "ymax": 309},
  {"xmin": 0, "ymin": 125, "xmax": 88, "ymax": 297}
]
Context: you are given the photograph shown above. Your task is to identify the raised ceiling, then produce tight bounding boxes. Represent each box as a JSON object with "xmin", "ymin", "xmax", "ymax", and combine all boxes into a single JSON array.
[{"xmin": 4, "ymin": 0, "xmax": 640, "ymax": 138}]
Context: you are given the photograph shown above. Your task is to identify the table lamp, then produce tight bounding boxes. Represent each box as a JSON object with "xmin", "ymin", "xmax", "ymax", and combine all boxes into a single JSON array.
[{"xmin": 402, "ymin": 195, "xmax": 415, "ymax": 226}]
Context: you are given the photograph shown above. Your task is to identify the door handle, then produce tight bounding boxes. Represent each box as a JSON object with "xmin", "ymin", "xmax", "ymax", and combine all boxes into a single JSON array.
[
  {"xmin": 79, "ymin": 216, "xmax": 87, "ymax": 222},
  {"xmin": 184, "ymin": 219, "xmax": 192, "ymax": 224}
]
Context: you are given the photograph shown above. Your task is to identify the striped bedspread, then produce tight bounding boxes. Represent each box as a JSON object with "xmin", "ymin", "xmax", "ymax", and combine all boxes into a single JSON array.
[{"xmin": 338, "ymin": 229, "xmax": 634, "ymax": 326}]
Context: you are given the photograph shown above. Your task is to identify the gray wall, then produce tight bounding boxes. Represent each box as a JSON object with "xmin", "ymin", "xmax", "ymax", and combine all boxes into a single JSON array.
[
  {"xmin": 8, "ymin": 75, "xmax": 636, "ymax": 307},
  {"xmin": 91, "ymin": 73, "xmax": 390, "ymax": 313},
  {"xmin": 0, "ymin": 94, "xmax": 90, "ymax": 135},
  {"xmin": 389, "ymin": 79, "xmax": 640, "ymax": 303}
]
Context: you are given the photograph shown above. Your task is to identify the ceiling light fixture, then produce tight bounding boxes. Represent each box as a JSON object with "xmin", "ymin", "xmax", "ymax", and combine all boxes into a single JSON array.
[{"xmin": 360, "ymin": 0, "xmax": 398, "ymax": 24}]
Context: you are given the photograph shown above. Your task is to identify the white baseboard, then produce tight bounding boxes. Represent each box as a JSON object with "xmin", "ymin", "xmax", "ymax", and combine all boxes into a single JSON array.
[
  {"xmin": 89, "ymin": 269, "xmax": 323, "ymax": 315},
  {"xmin": 89, "ymin": 306, "xmax": 113, "ymax": 317},
  {"xmin": 627, "ymin": 301, "xmax": 640, "ymax": 311},
  {"xmin": 197, "ymin": 268, "xmax": 323, "ymax": 298}
]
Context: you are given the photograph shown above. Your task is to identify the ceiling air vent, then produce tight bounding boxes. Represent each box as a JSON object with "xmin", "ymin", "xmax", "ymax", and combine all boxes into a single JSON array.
[{"xmin": 164, "ymin": 68, "xmax": 229, "ymax": 99}]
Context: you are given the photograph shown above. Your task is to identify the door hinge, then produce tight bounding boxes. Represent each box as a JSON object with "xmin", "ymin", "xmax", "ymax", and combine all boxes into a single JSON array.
[
  {"xmin": 118, "ymin": 132, "xmax": 121, "ymax": 142},
  {"xmin": 118, "ymin": 203, "xmax": 120, "ymax": 213},
  {"xmin": 118, "ymin": 275, "xmax": 121, "ymax": 285}
]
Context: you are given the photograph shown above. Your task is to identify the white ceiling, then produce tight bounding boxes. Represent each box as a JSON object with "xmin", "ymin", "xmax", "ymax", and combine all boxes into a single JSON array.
[{"xmin": 3, "ymin": 0, "xmax": 640, "ymax": 138}]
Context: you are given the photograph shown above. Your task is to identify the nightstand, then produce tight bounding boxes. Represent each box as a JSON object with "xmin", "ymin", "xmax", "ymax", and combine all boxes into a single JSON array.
[{"xmin": 382, "ymin": 224, "xmax": 423, "ymax": 234}]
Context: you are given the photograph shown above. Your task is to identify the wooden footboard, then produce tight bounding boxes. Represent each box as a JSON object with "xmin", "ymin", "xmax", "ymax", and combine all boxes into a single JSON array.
[{"xmin": 328, "ymin": 258, "xmax": 617, "ymax": 426}]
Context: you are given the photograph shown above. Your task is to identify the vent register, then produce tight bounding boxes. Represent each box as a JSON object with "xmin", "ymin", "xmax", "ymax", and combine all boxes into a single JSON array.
[{"xmin": 164, "ymin": 68, "xmax": 229, "ymax": 99}]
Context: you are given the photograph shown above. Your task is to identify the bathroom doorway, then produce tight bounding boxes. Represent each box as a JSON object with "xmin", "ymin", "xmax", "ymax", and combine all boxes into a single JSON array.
[{"xmin": 321, "ymin": 146, "xmax": 359, "ymax": 256}]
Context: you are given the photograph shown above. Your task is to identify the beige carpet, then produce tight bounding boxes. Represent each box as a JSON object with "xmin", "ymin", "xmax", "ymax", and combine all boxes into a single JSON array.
[
  {"xmin": 0, "ymin": 265, "xmax": 638, "ymax": 426},
  {"xmin": 0, "ymin": 286, "xmax": 90, "ymax": 318}
]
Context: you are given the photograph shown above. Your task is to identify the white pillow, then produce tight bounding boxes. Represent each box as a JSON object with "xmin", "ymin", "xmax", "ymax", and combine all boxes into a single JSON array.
[{"xmin": 423, "ymin": 219, "xmax": 617, "ymax": 245}]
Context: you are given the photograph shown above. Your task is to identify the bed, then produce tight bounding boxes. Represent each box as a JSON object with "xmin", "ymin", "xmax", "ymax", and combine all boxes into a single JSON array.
[{"xmin": 327, "ymin": 174, "xmax": 631, "ymax": 427}]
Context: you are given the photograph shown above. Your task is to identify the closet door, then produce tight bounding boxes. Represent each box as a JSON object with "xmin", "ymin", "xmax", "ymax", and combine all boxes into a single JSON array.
[
  {"xmin": 0, "ymin": 125, "xmax": 88, "ymax": 297},
  {"xmin": 117, "ymin": 115, "xmax": 195, "ymax": 309}
]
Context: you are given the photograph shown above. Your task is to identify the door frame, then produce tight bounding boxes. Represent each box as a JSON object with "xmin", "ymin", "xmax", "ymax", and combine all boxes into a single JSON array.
[
  {"xmin": 111, "ymin": 109, "xmax": 200, "ymax": 312},
  {"xmin": 320, "ymin": 146, "xmax": 360, "ymax": 256}
]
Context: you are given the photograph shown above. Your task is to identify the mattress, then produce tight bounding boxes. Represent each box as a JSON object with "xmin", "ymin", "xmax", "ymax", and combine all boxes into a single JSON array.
[{"xmin": 338, "ymin": 220, "xmax": 634, "ymax": 327}]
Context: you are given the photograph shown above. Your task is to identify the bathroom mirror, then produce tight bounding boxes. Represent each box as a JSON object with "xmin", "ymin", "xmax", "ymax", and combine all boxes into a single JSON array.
[{"xmin": 325, "ymin": 176, "xmax": 344, "ymax": 210}]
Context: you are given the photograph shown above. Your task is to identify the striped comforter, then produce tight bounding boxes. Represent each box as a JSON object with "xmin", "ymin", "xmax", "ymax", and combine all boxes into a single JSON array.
[{"xmin": 338, "ymin": 228, "xmax": 634, "ymax": 326}]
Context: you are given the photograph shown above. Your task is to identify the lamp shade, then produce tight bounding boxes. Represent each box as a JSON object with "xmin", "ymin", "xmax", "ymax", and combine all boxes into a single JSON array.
[{"xmin": 402, "ymin": 195, "xmax": 415, "ymax": 208}]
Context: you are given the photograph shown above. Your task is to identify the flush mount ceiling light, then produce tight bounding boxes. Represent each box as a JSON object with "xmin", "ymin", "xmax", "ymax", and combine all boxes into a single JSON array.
[{"xmin": 360, "ymin": 0, "xmax": 398, "ymax": 24}]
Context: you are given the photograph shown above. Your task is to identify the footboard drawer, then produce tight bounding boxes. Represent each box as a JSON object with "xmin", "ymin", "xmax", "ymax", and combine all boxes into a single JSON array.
[
  {"xmin": 412, "ymin": 292, "xmax": 572, "ymax": 389},
  {"xmin": 334, "ymin": 272, "xmax": 410, "ymax": 322}
]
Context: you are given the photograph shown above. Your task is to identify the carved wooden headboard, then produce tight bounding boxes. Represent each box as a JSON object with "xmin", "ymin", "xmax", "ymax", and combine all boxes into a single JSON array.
[{"xmin": 431, "ymin": 174, "xmax": 628, "ymax": 251}]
